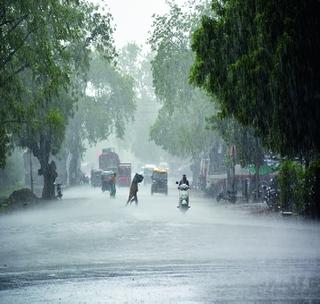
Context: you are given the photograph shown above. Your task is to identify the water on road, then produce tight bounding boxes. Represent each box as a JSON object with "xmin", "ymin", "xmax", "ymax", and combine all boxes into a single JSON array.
[{"xmin": 0, "ymin": 184, "xmax": 319, "ymax": 303}]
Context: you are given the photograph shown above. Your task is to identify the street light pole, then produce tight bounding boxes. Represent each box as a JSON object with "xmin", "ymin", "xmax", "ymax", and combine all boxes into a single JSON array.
[
  {"xmin": 29, "ymin": 149, "xmax": 33, "ymax": 193},
  {"xmin": 231, "ymin": 144, "xmax": 236, "ymax": 203}
]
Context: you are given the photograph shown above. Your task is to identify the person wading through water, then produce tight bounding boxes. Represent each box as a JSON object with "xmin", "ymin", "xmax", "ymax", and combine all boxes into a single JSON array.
[
  {"xmin": 110, "ymin": 172, "xmax": 116, "ymax": 197},
  {"xmin": 126, "ymin": 173, "xmax": 144, "ymax": 205}
]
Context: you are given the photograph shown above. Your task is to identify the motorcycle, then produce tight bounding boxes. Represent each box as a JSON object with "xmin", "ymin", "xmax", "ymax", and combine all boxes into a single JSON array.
[
  {"xmin": 55, "ymin": 183, "xmax": 63, "ymax": 200},
  {"xmin": 176, "ymin": 182, "xmax": 190, "ymax": 210},
  {"xmin": 263, "ymin": 185, "xmax": 280, "ymax": 211},
  {"xmin": 216, "ymin": 190, "xmax": 236, "ymax": 203}
]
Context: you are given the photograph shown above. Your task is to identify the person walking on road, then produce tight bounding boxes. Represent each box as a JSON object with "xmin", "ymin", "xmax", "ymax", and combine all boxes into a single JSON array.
[
  {"xmin": 110, "ymin": 173, "xmax": 116, "ymax": 198},
  {"xmin": 126, "ymin": 173, "xmax": 144, "ymax": 205}
]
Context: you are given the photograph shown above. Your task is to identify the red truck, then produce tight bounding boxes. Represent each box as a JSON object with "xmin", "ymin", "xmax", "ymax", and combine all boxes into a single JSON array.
[
  {"xmin": 117, "ymin": 163, "xmax": 131, "ymax": 187},
  {"xmin": 99, "ymin": 148, "xmax": 120, "ymax": 172},
  {"xmin": 98, "ymin": 148, "xmax": 131, "ymax": 187}
]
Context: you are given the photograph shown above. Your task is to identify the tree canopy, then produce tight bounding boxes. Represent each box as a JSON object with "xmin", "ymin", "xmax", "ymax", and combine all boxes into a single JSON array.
[
  {"xmin": 1, "ymin": 0, "xmax": 118, "ymax": 197},
  {"xmin": 63, "ymin": 53, "xmax": 136, "ymax": 185},
  {"xmin": 148, "ymin": 1, "xmax": 219, "ymax": 161},
  {"xmin": 116, "ymin": 43, "xmax": 165, "ymax": 162},
  {"xmin": 0, "ymin": 0, "xmax": 116, "ymax": 168},
  {"xmin": 190, "ymin": 0, "xmax": 320, "ymax": 159}
]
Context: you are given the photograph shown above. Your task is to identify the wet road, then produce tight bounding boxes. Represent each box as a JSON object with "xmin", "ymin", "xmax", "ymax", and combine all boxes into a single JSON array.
[{"xmin": 0, "ymin": 184, "xmax": 320, "ymax": 303}]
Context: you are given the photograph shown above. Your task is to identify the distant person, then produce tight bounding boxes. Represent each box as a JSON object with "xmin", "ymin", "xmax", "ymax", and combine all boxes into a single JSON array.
[
  {"xmin": 110, "ymin": 173, "xmax": 116, "ymax": 197},
  {"xmin": 126, "ymin": 173, "xmax": 144, "ymax": 206},
  {"xmin": 179, "ymin": 174, "xmax": 189, "ymax": 186}
]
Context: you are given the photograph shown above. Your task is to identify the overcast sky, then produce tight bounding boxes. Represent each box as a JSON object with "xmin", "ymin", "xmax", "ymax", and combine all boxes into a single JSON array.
[{"xmin": 92, "ymin": 0, "xmax": 185, "ymax": 48}]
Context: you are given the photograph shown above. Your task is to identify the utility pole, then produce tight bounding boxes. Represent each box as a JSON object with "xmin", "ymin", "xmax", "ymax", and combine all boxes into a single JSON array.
[
  {"xmin": 230, "ymin": 144, "xmax": 236, "ymax": 203},
  {"xmin": 29, "ymin": 149, "xmax": 33, "ymax": 193}
]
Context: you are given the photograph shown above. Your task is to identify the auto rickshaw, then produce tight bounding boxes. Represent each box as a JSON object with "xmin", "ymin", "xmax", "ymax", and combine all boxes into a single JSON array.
[
  {"xmin": 143, "ymin": 164, "xmax": 156, "ymax": 185},
  {"xmin": 151, "ymin": 168, "xmax": 168, "ymax": 195},
  {"xmin": 91, "ymin": 169, "xmax": 103, "ymax": 187},
  {"xmin": 101, "ymin": 170, "xmax": 114, "ymax": 192}
]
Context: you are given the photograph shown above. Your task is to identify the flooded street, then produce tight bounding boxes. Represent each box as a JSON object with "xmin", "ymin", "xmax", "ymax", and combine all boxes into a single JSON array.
[
  {"xmin": 2, "ymin": 0, "xmax": 320, "ymax": 302},
  {"xmin": 0, "ymin": 184, "xmax": 320, "ymax": 303}
]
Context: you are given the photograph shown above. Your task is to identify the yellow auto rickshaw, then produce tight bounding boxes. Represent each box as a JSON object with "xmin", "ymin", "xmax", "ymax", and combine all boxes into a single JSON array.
[{"xmin": 151, "ymin": 168, "xmax": 168, "ymax": 195}]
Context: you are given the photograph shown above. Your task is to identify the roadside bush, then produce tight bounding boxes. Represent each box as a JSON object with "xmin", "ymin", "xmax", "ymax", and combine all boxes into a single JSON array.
[
  {"xmin": 278, "ymin": 160, "xmax": 304, "ymax": 213},
  {"xmin": 304, "ymin": 160, "xmax": 320, "ymax": 218},
  {"xmin": 0, "ymin": 150, "xmax": 24, "ymax": 189}
]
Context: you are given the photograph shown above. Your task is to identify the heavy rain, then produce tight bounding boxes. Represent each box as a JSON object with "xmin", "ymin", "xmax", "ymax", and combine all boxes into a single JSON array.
[{"xmin": 1, "ymin": 0, "xmax": 320, "ymax": 303}]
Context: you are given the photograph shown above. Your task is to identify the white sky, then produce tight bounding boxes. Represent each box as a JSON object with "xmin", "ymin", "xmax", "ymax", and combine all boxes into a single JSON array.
[{"xmin": 92, "ymin": 0, "xmax": 185, "ymax": 48}]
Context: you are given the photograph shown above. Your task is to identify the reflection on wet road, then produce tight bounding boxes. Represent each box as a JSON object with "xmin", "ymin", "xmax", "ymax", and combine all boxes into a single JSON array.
[{"xmin": 0, "ymin": 184, "xmax": 320, "ymax": 303}]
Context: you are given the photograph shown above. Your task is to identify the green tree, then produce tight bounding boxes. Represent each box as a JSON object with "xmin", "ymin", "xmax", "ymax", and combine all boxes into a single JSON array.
[
  {"xmin": 0, "ymin": 149, "xmax": 24, "ymax": 191},
  {"xmin": 116, "ymin": 43, "xmax": 166, "ymax": 163},
  {"xmin": 304, "ymin": 161, "xmax": 320, "ymax": 218},
  {"xmin": 148, "ymin": 1, "xmax": 220, "ymax": 179},
  {"xmin": 211, "ymin": 116, "xmax": 265, "ymax": 198},
  {"xmin": 64, "ymin": 54, "xmax": 136, "ymax": 185},
  {"xmin": 190, "ymin": 0, "xmax": 320, "ymax": 159},
  {"xmin": 1, "ymin": 0, "xmax": 116, "ymax": 198}
]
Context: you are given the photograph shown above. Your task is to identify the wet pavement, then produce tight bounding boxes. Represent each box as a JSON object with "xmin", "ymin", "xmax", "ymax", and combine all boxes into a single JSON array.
[{"xmin": 0, "ymin": 183, "xmax": 320, "ymax": 303}]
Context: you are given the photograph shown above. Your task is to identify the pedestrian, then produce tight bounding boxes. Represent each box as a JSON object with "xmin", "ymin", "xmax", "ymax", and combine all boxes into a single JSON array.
[
  {"xmin": 110, "ymin": 172, "xmax": 116, "ymax": 197},
  {"xmin": 126, "ymin": 173, "xmax": 143, "ymax": 205}
]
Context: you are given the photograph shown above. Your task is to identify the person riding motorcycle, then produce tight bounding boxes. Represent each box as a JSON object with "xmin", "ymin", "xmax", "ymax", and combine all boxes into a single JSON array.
[
  {"xmin": 179, "ymin": 174, "xmax": 189, "ymax": 186},
  {"xmin": 177, "ymin": 175, "xmax": 190, "ymax": 210}
]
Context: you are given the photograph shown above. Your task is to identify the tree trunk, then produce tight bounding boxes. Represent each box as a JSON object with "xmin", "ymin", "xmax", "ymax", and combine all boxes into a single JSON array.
[
  {"xmin": 0, "ymin": 169, "xmax": 4, "ymax": 188},
  {"xmin": 255, "ymin": 163, "xmax": 260, "ymax": 201},
  {"xmin": 69, "ymin": 150, "xmax": 80, "ymax": 186},
  {"xmin": 191, "ymin": 157, "xmax": 200, "ymax": 188},
  {"xmin": 54, "ymin": 151, "xmax": 68, "ymax": 185},
  {"xmin": 40, "ymin": 161, "xmax": 57, "ymax": 200},
  {"xmin": 31, "ymin": 134, "xmax": 57, "ymax": 200}
]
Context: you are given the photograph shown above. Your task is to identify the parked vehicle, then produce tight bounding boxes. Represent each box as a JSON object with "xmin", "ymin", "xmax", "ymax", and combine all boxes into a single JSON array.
[
  {"xmin": 118, "ymin": 163, "xmax": 131, "ymax": 187},
  {"xmin": 263, "ymin": 184, "xmax": 280, "ymax": 211},
  {"xmin": 216, "ymin": 190, "xmax": 237, "ymax": 203},
  {"xmin": 151, "ymin": 168, "xmax": 168, "ymax": 195}
]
